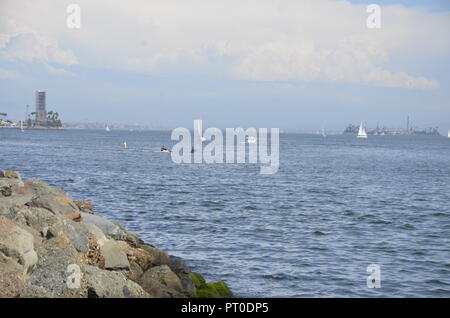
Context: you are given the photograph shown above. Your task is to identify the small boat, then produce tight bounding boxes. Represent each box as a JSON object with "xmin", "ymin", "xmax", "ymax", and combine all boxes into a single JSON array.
[
  {"xmin": 123, "ymin": 142, "xmax": 128, "ymax": 149},
  {"xmin": 105, "ymin": 124, "xmax": 111, "ymax": 132},
  {"xmin": 247, "ymin": 136, "xmax": 257, "ymax": 144},
  {"xmin": 160, "ymin": 145, "xmax": 169, "ymax": 152},
  {"xmin": 20, "ymin": 121, "xmax": 24, "ymax": 132},
  {"xmin": 448, "ymin": 130, "xmax": 450, "ymax": 138},
  {"xmin": 357, "ymin": 122, "xmax": 368, "ymax": 139},
  {"xmin": 321, "ymin": 128, "xmax": 326, "ymax": 137}
]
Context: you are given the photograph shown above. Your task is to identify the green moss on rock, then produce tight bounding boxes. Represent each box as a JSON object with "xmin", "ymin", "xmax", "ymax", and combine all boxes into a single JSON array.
[{"xmin": 191, "ymin": 273, "xmax": 233, "ymax": 298}]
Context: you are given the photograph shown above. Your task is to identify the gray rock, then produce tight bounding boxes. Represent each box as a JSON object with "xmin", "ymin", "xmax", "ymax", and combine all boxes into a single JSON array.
[
  {"xmin": 28, "ymin": 195, "xmax": 81, "ymax": 221},
  {"xmin": 24, "ymin": 179, "xmax": 66, "ymax": 198},
  {"xmin": 0, "ymin": 178, "xmax": 22, "ymax": 197},
  {"xmin": 0, "ymin": 183, "xmax": 34, "ymax": 214},
  {"xmin": 168, "ymin": 255, "xmax": 196, "ymax": 297},
  {"xmin": 112, "ymin": 221, "xmax": 144, "ymax": 247},
  {"xmin": 11, "ymin": 207, "xmax": 89, "ymax": 253},
  {"xmin": 25, "ymin": 235, "xmax": 86, "ymax": 298},
  {"xmin": 141, "ymin": 244, "xmax": 171, "ymax": 266},
  {"xmin": 0, "ymin": 170, "xmax": 22, "ymax": 179},
  {"xmin": 81, "ymin": 212, "xmax": 127, "ymax": 240},
  {"xmin": 140, "ymin": 265, "xmax": 184, "ymax": 298},
  {"xmin": 83, "ymin": 265, "xmax": 149, "ymax": 298},
  {"xmin": 7, "ymin": 206, "xmax": 60, "ymax": 238},
  {"xmin": 101, "ymin": 241, "xmax": 130, "ymax": 270},
  {"xmin": 19, "ymin": 285, "xmax": 53, "ymax": 298},
  {"xmin": 83, "ymin": 222, "xmax": 109, "ymax": 247},
  {"xmin": 168, "ymin": 255, "xmax": 191, "ymax": 274},
  {"xmin": 0, "ymin": 216, "xmax": 38, "ymax": 274},
  {"xmin": 49, "ymin": 220, "xmax": 90, "ymax": 254},
  {"xmin": 0, "ymin": 252, "xmax": 27, "ymax": 297},
  {"xmin": 127, "ymin": 260, "xmax": 144, "ymax": 283}
]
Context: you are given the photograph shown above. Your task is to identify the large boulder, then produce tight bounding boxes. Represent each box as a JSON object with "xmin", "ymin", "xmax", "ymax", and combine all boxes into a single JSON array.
[
  {"xmin": 8, "ymin": 206, "xmax": 60, "ymax": 236},
  {"xmin": 28, "ymin": 195, "xmax": 82, "ymax": 222},
  {"xmin": 83, "ymin": 222, "xmax": 109, "ymax": 247},
  {"xmin": 23, "ymin": 235, "xmax": 86, "ymax": 298},
  {"xmin": 24, "ymin": 179, "xmax": 67, "ymax": 198},
  {"xmin": 139, "ymin": 265, "xmax": 184, "ymax": 298},
  {"xmin": 84, "ymin": 265, "xmax": 149, "ymax": 298},
  {"xmin": 168, "ymin": 256, "xmax": 196, "ymax": 297},
  {"xmin": 81, "ymin": 212, "xmax": 127, "ymax": 240},
  {"xmin": 0, "ymin": 252, "xmax": 27, "ymax": 297},
  {"xmin": 0, "ymin": 183, "xmax": 34, "ymax": 214},
  {"xmin": 112, "ymin": 221, "xmax": 144, "ymax": 247},
  {"xmin": 0, "ymin": 170, "xmax": 22, "ymax": 179},
  {"xmin": 48, "ymin": 219, "xmax": 90, "ymax": 254},
  {"xmin": 140, "ymin": 244, "xmax": 171, "ymax": 267},
  {"xmin": 114, "ymin": 241, "xmax": 156, "ymax": 271},
  {"xmin": 101, "ymin": 241, "xmax": 130, "ymax": 270},
  {"xmin": 0, "ymin": 178, "xmax": 23, "ymax": 197},
  {"xmin": 0, "ymin": 216, "xmax": 38, "ymax": 274},
  {"xmin": 10, "ymin": 206, "xmax": 90, "ymax": 254}
]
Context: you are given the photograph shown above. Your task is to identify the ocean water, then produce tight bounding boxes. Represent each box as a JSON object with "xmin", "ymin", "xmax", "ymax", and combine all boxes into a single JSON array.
[{"xmin": 1, "ymin": 128, "xmax": 449, "ymax": 297}]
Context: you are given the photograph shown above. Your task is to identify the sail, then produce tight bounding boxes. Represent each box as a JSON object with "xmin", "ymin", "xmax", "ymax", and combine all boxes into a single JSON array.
[
  {"xmin": 195, "ymin": 119, "xmax": 206, "ymax": 142},
  {"xmin": 357, "ymin": 122, "xmax": 368, "ymax": 138}
]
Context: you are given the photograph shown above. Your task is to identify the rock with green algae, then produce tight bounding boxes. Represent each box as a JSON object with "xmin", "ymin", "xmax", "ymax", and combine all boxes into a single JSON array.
[{"xmin": 191, "ymin": 273, "xmax": 233, "ymax": 298}]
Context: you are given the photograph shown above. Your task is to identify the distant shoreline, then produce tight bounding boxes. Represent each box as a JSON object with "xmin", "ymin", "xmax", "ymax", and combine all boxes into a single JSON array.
[{"xmin": 0, "ymin": 126, "xmax": 67, "ymax": 130}]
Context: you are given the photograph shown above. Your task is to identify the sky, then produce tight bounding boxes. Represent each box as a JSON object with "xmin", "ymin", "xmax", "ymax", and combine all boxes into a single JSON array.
[{"xmin": 0, "ymin": 0, "xmax": 449, "ymax": 132}]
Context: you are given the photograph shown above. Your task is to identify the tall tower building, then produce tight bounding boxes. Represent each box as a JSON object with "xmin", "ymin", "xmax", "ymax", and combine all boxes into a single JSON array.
[{"xmin": 35, "ymin": 90, "xmax": 47, "ymax": 123}]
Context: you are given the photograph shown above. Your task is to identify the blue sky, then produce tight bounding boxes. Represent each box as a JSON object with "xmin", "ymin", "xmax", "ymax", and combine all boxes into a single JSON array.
[{"xmin": 1, "ymin": 0, "xmax": 449, "ymax": 132}]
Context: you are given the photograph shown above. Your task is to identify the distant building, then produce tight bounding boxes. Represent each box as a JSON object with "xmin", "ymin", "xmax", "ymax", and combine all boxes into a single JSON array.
[
  {"xmin": 35, "ymin": 90, "xmax": 47, "ymax": 123},
  {"xmin": 27, "ymin": 90, "xmax": 63, "ymax": 128}
]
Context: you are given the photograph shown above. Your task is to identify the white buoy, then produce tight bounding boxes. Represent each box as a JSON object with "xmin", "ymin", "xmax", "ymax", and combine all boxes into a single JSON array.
[{"xmin": 123, "ymin": 142, "xmax": 128, "ymax": 149}]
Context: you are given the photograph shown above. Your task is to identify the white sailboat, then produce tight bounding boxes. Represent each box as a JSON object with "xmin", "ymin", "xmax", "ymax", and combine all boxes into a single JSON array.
[
  {"xmin": 357, "ymin": 122, "xmax": 368, "ymax": 139},
  {"xmin": 195, "ymin": 119, "xmax": 206, "ymax": 142},
  {"xmin": 105, "ymin": 124, "xmax": 111, "ymax": 132},
  {"xmin": 321, "ymin": 128, "xmax": 327, "ymax": 137}
]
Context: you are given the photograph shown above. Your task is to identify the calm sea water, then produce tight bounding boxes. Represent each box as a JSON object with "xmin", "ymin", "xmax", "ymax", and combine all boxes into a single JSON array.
[{"xmin": 1, "ymin": 128, "xmax": 449, "ymax": 297}]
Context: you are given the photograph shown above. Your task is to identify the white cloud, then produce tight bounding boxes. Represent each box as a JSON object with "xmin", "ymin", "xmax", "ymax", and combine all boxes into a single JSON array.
[
  {"xmin": 0, "ymin": 10, "xmax": 78, "ymax": 67},
  {"xmin": 0, "ymin": 67, "xmax": 20, "ymax": 80},
  {"xmin": 0, "ymin": 32, "xmax": 78, "ymax": 65},
  {"xmin": 230, "ymin": 36, "xmax": 439, "ymax": 89},
  {"xmin": 0, "ymin": 0, "xmax": 448, "ymax": 89},
  {"xmin": 45, "ymin": 64, "xmax": 74, "ymax": 77}
]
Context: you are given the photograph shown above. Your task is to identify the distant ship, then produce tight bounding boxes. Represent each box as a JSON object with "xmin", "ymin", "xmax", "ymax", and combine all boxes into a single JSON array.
[
  {"xmin": 105, "ymin": 124, "xmax": 111, "ymax": 132},
  {"xmin": 357, "ymin": 122, "xmax": 368, "ymax": 139}
]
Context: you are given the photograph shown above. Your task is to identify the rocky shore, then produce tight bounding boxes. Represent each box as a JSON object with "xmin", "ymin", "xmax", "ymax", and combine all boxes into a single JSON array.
[{"xmin": 0, "ymin": 170, "xmax": 233, "ymax": 298}]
